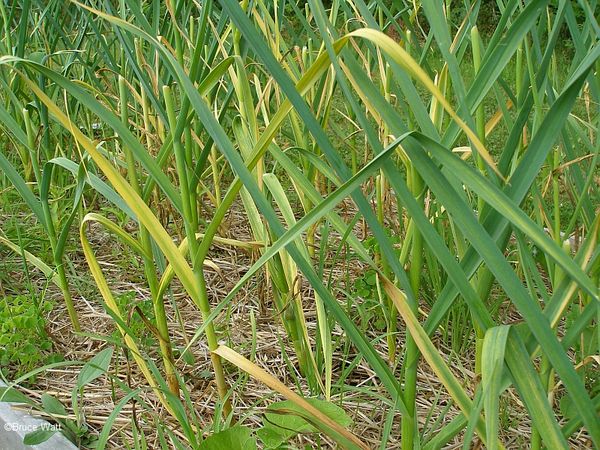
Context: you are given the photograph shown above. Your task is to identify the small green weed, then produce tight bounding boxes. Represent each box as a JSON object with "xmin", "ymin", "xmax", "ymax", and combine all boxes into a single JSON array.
[
  {"xmin": 199, "ymin": 397, "xmax": 351, "ymax": 449},
  {"xmin": 0, "ymin": 294, "xmax": 62, "ymax": 381},
  {"xmin": 111, "ymin": 291, "xmax": 156, "ymax": 348}
]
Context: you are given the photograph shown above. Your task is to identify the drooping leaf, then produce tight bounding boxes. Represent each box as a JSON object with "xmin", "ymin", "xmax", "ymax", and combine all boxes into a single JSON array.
[{"xmin": 23, "ymin": 429, "xmax": 58, "ymax": 445}]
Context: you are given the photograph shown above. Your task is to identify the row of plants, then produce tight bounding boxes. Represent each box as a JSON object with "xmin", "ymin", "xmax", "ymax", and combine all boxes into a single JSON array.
[{"xmin": 0, "ymin": 0, "xmax": 598, "ymax": 448}]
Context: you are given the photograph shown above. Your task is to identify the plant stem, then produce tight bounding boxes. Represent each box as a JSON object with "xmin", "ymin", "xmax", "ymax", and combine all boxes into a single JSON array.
[
  {"xmin": 401, "ymin": 165, "xmax": 424, "ymax": 450},
  {"xmin": 119, "ymin": 76, "xmax": 179, "ymax": 395},
  {"xmin": 164, "ymin": 85, "xmax": 232, "ymax": 418}
]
